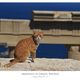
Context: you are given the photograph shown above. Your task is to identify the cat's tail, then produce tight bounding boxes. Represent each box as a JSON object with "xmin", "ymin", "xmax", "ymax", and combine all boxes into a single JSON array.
[
  {"xmin": 4, "ymin": 59, "xmax": 19, "ymax": 68},
  {"xmin": 10, "ymin": 59, "xmax": 17, "ymax": 62}
]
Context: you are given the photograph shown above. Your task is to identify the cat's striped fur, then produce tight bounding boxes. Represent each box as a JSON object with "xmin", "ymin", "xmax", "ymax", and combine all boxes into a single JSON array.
[{"xmin": 4, "ymin": 31, "xmax": 43, "ymax": 67}]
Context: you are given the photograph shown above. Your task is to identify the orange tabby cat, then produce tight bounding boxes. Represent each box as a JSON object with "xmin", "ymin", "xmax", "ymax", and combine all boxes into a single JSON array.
[{"xmin": 4, "ymin": 31, "xmax": 43, "ymax": 67}]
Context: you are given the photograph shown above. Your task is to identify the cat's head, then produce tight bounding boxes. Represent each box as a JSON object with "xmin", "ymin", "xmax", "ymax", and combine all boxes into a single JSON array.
[{"xmin": 32, "ymin": 31, "xmax": 43, "ymax": 42}]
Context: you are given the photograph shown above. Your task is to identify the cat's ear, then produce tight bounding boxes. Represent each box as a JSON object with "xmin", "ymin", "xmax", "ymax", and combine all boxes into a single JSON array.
[
  {"xmin": 33, "ymin": 31, "xmax": 37, "ymax": 35},
  {"xmin": 33, "ymin": 31, "xmax": 43, "ymax": 35}
]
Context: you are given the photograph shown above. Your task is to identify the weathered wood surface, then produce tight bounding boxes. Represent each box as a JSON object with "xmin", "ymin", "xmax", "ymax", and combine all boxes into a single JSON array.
[
  {"xmin": 0, "ymin": 18, "xmax": 80, "ymax": 46},
  {"xmin": 32, "ymin": 11, "xmax": 80, "ymax": 22}
]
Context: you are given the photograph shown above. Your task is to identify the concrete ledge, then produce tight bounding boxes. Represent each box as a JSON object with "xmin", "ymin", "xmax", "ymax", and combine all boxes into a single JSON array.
[{"xmin": 0, "ymin": 58, "xmax": 80, "ymax": 71}]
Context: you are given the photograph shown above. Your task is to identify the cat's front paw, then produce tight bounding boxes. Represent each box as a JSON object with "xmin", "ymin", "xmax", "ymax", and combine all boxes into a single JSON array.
[{"xmin": 31, "ymin": 60, "xmax": 34, "ymax": 62}]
